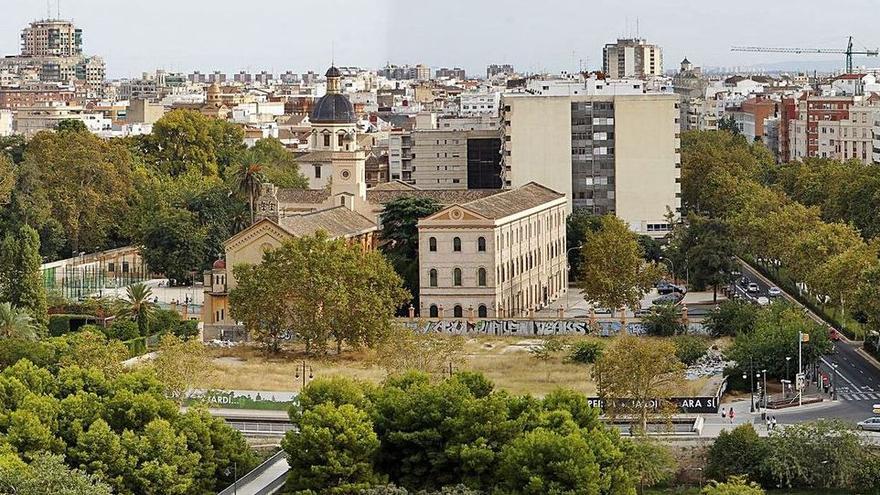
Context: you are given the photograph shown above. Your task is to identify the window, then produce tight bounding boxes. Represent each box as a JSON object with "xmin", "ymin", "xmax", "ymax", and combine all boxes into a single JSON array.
[
  {"xmin": 429, "ymin": 237, "xmax": 437, "ymax": 252},
  {"xmin": 478, "ymin": 268, "xmax": 487, "ymax": 286},
  {"xmin": 122, "ymin": 261, "xmax": 130, "ymax": 273},
  {"xmin": 453, "ymin": 237, "xmax": 461, "ymax": 252},
  {"xmin": 323, "ymin": 134, "xmax": 330, "ymax": 147},
  {"xmin": 453, "ymin": 305, "xmax": 463, "ymax": 318},
  {"xmin": 429, "ymin": 305, "xmax": 438, "ymax": 318},
  {"xmin": 478, "ymin": 305, "xmax": 488, "ymax": 318},
  {"xmin": 477, "ymin": 237, "xmax": 486, "ymax": 252},
  {"xmin": 107, "ymin": 262, "xmax": 115, "ymax": 273},
  {"xmin": 429, "ymin": 269, "xmax": 438, "ymax": 287},
  {"xmin": 453, "ymin": 268, "xmax": 462, "ymax": 286},
  {"xmin": 314, "ymin": 165, "xmax": 321, "ymax": 178},
  {"xmin": 337, "ymin": 134, "xmax": 343, "ymax": 146}
]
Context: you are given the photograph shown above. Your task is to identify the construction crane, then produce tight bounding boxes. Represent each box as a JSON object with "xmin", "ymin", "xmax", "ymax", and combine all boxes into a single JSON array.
[{"xmin": 731, "ymin": 36, "xmax": 878, "ymax": 74}]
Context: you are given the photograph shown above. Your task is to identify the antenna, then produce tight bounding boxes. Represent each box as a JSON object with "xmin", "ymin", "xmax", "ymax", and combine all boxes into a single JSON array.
[
  {"xmin": 331, "ymin": 40, "xmax": 335, "ymax": 66},
  {"xmin": 47, "ymin": 0, "xmax": 51, "ymax": 19},
  {"xmin": 636, "ymin": 17, "xmax": 640, "ymax": 38}
]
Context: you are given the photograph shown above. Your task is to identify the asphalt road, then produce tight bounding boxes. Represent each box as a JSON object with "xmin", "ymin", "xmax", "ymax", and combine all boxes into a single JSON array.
[{"xmin": 737, "ymin": 262, "xmax": 880, "ymax": 425}]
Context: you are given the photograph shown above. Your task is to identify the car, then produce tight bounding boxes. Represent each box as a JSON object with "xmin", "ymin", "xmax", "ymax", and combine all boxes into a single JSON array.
[
  {"xmin": 768, "ymin": 286, "xmax": 782, "ymax": 297},
  {"xmin": 652, "ymin": 293, "xmax": 682, "ymax": 305},
  {"xmin": 830, "ymin": 328, "xmax": 842, "ymax": 341},
  {"xmin": 747, "ymin": 282, "xmax": 760, "ymax": 293},
  {"xmin": 756, "ymin": 296, "xmax": 770, "ymax": 306},
  {"xmin": 635, "ymin": 308, "xmax": 652, "ymax": 317},
  {"xmin": 656, "ymin": 282, "xmax": 686, "ymax": 295},
  {"xmin": 740, "ymin": 277, "xmax": 749, "ymax": 287},
  {"xmin": 592, "ymin": 307, "xmax": 612, "ymax": 315},
  {"xmin": 857, "ymin": 417, "xmax": 880, "ymax": 431}
]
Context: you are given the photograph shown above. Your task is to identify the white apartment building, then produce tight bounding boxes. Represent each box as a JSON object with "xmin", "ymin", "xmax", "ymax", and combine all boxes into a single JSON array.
[
  {"xmin": 0, "ymin": 109, "xmax": 13, "ymax": 136},
  {"xmin": 418, "ymin": 182, "xmax": 567, "ymax": 318},
  {"xmin": 459, "ymin": 90, "xmax": 501, "ymax": 117},
  {"xmin": 21, "ymin": 19, "xmax": 82, "ymax": 57},
  {"xmin": 873, "ymin": 114, "xmax": 880, "ymax": 164},
  {"xmin": 502, "ymin": 93, "xmax": 681, "ymax": 238},
  {"xmin": 603, "ymin": 39, "xmax": 663, "ymax": 79},
  {"xmin": 521, "ymin": 74, "xmax": 672, "ymax": 97}
]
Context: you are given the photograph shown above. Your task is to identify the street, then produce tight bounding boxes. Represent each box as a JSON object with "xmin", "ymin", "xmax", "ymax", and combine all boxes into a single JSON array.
[{"xmin": 737, "ymin": 262, "xmax": 880, "ymax": 425}]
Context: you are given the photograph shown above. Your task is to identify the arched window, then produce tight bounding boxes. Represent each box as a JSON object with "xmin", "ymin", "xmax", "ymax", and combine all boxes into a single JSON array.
[
  {"xmin": 453, "ymin": 305, "xmax": 463, "ymax": 318},
  {"xmin": 453, "ymin": 268, "xmax": 462, "ymax": 286},
  {"xmin": 429, "ymin": 269, "xmax": 438, "ymax": 287},
  {"xmin": 477, "ymin": 267, "xmax": 487, "ymax": 287},
  {"xmin": 429, "ymin": 237, "xmax": 437, "ymax": 252},
  {"xmin": 478, "ymin": 305, "xmax": 488, "ymax": 318},
  {"xmin": 429, "ymin": 305, "xmax": 438, "ymax": 318},
  {"xmin": 477, "ymin": 236, "xmax": 486, "ymax": 252},
  {"xmin": 453, "ymin": 237, "xmax": 462, "ymax": 252}
]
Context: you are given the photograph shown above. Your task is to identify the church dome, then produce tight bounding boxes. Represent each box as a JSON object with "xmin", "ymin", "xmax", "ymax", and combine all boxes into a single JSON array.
[
  {"xmin": 212, "ymin": 259, "xmax": 226, "ymax": 270},
  {"xmin": 310, "ymin": 93, "xmax": 356, "ymax": 124},
  {"xmin": 311, "ymin": 65, "xmax": 356, "ymax": 124}
]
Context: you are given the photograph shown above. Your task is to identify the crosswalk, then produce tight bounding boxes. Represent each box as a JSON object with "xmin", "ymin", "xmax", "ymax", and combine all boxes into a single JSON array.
[{"xmin": 839, "ymin": 392, "xmax": 880, "ymax": 402}]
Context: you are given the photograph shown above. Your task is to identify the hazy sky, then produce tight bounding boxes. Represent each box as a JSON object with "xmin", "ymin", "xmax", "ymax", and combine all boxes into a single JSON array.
[{"xmin": 2, "ymin": 0, "xmax": 879, "ymax": 78}]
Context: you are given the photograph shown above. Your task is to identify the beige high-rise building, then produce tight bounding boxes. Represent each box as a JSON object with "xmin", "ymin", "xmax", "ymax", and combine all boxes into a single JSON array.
[
  {"xmin": 502, "ymin": 93, "xmax": 681, "ymax": 238},
  {"xmin": 603, "ymin": 38, "xmax": 663, "ymax": 79},
  {"xmin": 21, "ymin": 19, "xmax": 83, "ymax": 57}
]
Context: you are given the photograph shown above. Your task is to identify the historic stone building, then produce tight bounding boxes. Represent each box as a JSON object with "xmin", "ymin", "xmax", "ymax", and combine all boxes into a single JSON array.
[{"xmin": 418, "ymin": 182, "xmax": 567, "ymax": 319}]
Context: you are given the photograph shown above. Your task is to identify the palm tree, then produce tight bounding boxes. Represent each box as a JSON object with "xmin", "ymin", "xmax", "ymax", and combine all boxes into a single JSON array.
[
  {"xmin": 232, "ymin": 162, "xmax": 265, "ymax": 224},
  {"xmin": 116, "ymin": 283, "xmax": 157, "ymax": 336},
  {"xmin": 0, "ymin": 302, "xmax": 39, "ymax": 340}
]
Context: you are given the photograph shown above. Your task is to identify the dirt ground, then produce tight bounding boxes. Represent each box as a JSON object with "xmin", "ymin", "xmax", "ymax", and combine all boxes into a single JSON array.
[{"xmin": 195, "ymin": 335, "xmax": 713, "ymax": 397}]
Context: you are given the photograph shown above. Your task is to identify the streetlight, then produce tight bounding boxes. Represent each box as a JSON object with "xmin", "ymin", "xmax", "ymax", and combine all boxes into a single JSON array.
[
  {"xmin": 295, "ymin": 361, "xmax": 313, "ymax": 390},
  {"xmin": 762, "ymin": 369, "xmax": 768, "ymax": 411},
  {"xmin": 659, "ymin": 257, "xmax": 675, "ymax": 284},
  {"xmin": 224, "ymin": 462, "xmax": 238, "ymax": 495},
  {"xmin": 744, "ymin": 356, "xmax": 756, "ymax": 413}
]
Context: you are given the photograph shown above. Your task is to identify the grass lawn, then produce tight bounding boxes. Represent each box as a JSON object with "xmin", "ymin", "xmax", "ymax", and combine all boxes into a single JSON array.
[{"xmin": 195, "ymin": 335, "xmax": 713, "ymax": 396}]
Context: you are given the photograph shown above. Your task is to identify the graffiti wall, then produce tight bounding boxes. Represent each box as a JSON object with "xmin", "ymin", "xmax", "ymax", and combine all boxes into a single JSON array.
[{"xmin": 401, "ymin": 319, "xmax": 706, "ymax": 336}]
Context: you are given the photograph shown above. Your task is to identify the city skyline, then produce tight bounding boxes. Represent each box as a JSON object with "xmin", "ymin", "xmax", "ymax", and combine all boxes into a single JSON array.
[{"xmin": 2, "ymin": 0, "xmax": 879, "ymax": 78}]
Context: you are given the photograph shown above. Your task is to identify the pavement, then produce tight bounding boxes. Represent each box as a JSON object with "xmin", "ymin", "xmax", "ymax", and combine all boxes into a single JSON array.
[{"xmin": 537, "ymin": 286, "xmax": 723, "ymax": 318}]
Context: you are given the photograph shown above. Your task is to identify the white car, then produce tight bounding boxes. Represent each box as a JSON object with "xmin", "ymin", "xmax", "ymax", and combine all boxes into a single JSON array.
[
  {"xmin": 747, "ymin": 282, "xmax": 760, "ymax": 293},
  {"xmin": 768, "ymin": 287, "xmax": 782, "ymax": 297},
  {"xmin": 756, "ymin": 296, "xmax": 770, "ymax": 306},
  {"xmin": 857, "ymin": 417, "xmax": 880, "ymax": 431}
]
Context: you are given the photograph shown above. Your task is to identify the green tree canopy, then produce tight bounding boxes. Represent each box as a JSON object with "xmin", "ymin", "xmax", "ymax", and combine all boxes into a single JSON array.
[{"xmin": 0, "ymin": 224, "xmax": 47, "ymax": 324}]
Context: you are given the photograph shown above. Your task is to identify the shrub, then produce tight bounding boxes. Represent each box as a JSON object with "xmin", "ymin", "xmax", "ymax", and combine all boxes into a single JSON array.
[
  {"xmin": 47, "ymin": 314, "xmax": 94, "ymax": 337},
  {"xmin": 672, "ymin": 335, "xmax": 709, "ymax": 366},
  {"xmin": 107, "ymin": 320, "xmax": 140, "ymax": 341},
  {"xmin": 706, "ymin": 424, "xmax": 768, "ymax": 484},
  {"xmin": 643, "ymin": 303, "xmax": 685, "ymax": 336},
  {"xmin": 152, "ymin": 309, "xmax": 182, "ymax": 334},
  {"xmin": 566, "ymin": 340, "xmax": 605, "ymax": 364}
]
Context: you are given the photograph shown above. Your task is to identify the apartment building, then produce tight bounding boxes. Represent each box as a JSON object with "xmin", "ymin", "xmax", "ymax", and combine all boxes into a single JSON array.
[
  {"xmin": 0, "ymin": 110, "xmax": 12, "ymax": 136},
  {"xmin": 0, "ymin": 85, "xmax": 75, "ymax": 109},
  {"xmin": 730, "ymin": 96, "xmax": 778, "ymax": 142},
  {"xmin": 21, "ymin": 19, "xmax": 82, "ymax": 57},
  {"xmin": 603, "ymin": 38, "xmax": 663, "ymax": 79},
  {"xmin": 436, "ymin": 67, "xmax": 466, "ymax": 80},
  {"xmin": 487, "ymin": 64, "xmax": 515, "ymax": 79},
  {"xmin": 873, "ymin": 114, "xmax": 880, "ymax": 164},
  {"xmin": 788, "ymin": 94, "xmax": 880, "ymax": 163},
  {"xmin": 418, "ymin": 182, "xmax": 567, "ymax": 318},
  {"xmin": 501, "ymin": 93, "xmax": 681, "ymax": 237}
]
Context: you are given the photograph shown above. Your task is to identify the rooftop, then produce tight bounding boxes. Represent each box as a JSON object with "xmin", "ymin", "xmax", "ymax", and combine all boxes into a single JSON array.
[
  {"xmin": 460, "ymin": 182, "xmax": 564, "ymax": 219},
  {"xmin": 279, "ymin": 206, "xmax": 376, "ymax": 238}
]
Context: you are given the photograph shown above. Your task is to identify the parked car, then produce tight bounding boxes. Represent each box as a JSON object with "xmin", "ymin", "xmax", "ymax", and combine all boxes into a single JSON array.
[
  {"xmin": 740, "ymin": 277, "xmax": 749, "ymax": 287},
  {"xmin": 652, "ymin": 293, "xmax": 683, "ymax": 305},
  {"xmin": 592, "ymin": 307, "xmax": 612, "ymax": 315},
  {"xmin": 768, "ymin": 286, "xmax": 782, "ymax": 297},
  {"xmin": 656, "ymin": 282, "xmax": 686, "ymax": 295},
  {"xmin": 748, "ymin": 282, "xmax": 760, "ymax": 293},
  {"xmin": 635, "ymin": 308, "xmax": 652, "ymax": 317},
  {"xmin": 858, "ymin": 417, "xmax": 880, "ymax": 431}
]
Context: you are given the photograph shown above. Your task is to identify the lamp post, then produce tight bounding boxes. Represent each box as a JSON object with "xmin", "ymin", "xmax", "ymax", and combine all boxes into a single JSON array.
[
  {"xmin": 224, "ymin": 462, "xmax": 238, "ymax": 495},
  {"xmin": 762, "ymin": 369, "xmax": 768, "ymax": 410},
  {"xmin": 659, "ymin": 257, "xmax": 675, "ymax": 285},
  {"xmin": 295, "ymin": 361, "xmax": 313, "ymax": 390}
]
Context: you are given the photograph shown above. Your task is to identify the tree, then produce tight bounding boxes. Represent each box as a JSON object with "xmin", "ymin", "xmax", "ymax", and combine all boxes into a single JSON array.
[
  {"xmin": 593, "ymin": 336, "xmax": 685, "ymax": 432},
  {"xmin": 0, "ymin": 153, "xmax": 12, "ymax": 205},
  {"xmin": 0, "ymin": 303, "xmax": 40, "ymax": 340},
  {"xmin": 637, "ymin": 235, "xmax": 662, "ymax": 263},
  {"xmin": 672, "ymin": 335, "xmax": 709, "ymax": 366},
  {"xmin": 0, "ymin": 224, "xmax": 47, "ymax": 324},
  {"xmin": 856, "ymin": 263, "xmax": 880, "ymax": 334},
  {"xmin": 56, "ymin": 119, "xmax": 90, "ymax": 134},
  {"xmin": 642, "ymin": 303, "xmax": 685, "ymax": 337},
  {"xmin": 237, "ymin": 137, "xmax": 307, "ymax": 189},
  {"xmin": 20, "ymin": 130, "xmax": 135, "ymax": 254},
  {"xmin": 57, "ymin": 330, "xmax": 129, "ymax": 378},
  {"xmin": 706, "ymin": 424, "xmax": 768, "ymax": 483},
  {"xmin": 283, "ymin": 403, "xmax": 383, "ymax": 494},
  {"xmin": 229, "ymin": 162, "xmax": 264, "ymax": 224},
  {"xmin": 576, "ymin": 215, "xmax": 664, "ymax": 316},
  {"xmin": 140, "ymin": 109, "xmax": 245, "ymax": 177},
  {"xmin": 623, "ymin": 439, "xmax": 677, "ymax": 494},
  {"xmin": 566, "ymin": 209, "xmax": 601, "ymax": 281},
  {"xmin": 496, "ymin": 428, "xmax": 601, "ymax": 494},
  {"xmin": 0, "ymin": 452, "xmax": 113, "ymax": 495},
  {"xmin": 701, "ymin": 476, "xmax": 764, "ymax": 495},
  {"xmin": 229, "ymin": 233, "xmax": 408, "ymax": 354},
  {"xmin": 151, "ymin": 334, "xmax": 211, "ymax": 404},
  {"xmin": 115, "ymin": 283, "xmax": 157, "ymax": 336},
  {"xmin": 809, "ymin": 242, "xmax": 879, "ymax": 325},
  {"xmin": 140, "ymin": 208, "xmax": 208, "ymax": 284},
  {"xmin": 763, "ymin": 420, "xmax": 866, "ymax": 490},
  {"xmin": 667, "ymin": 213, "xmax": 736, "ymax": 299},
  {"xmin": 705, "ymin": 300, "xmax": 758, "ymax": 337},
  {"xmin": 379, "ymin": 196, "xmax": 442, "ymax": 311},
  {"xmin": 718, "ymin": 115, "xmax": 741, "ymax": 136}
]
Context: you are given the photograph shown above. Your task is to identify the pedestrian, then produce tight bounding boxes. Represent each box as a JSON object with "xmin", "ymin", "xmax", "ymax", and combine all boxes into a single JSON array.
[
  {"xmin": 721, "ymin": 408, "xmax": 727, "ymax": 420},
  {"xmin": 771, "ymin": 416, "xmax": 777, "ymax": 430},
  {"xmin": 766, "ymin": 416, "xmax": 771, "ymax": 431},
  {"xmin": 729, "ymin": 407, "xmax": 735, "ymax": 424}
]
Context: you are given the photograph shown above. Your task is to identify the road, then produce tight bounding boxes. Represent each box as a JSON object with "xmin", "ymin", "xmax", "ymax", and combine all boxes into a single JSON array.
[{"xmin": 737, "ymin": 261, "xmax": 880, "ymax": 424}]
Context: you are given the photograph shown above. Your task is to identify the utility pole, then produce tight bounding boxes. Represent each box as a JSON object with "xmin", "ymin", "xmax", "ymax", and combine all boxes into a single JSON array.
[{"xmin": 798, "ymin": 331, "xmax": 803, "ymax": 407}]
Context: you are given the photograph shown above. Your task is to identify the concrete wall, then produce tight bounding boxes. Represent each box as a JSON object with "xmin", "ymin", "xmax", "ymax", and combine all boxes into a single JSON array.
[
  {"xmin": 504, "ymin": 96, "xmax": 572, "ymax": 205},
  {"xmin": 613, "ymin": 95, "xmax": 681, "ymax": 236}
]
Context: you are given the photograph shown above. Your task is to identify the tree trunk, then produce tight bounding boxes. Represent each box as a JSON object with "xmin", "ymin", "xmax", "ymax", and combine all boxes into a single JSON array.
[
  {"xmin": 249, "ymin": 187, "xmax": 255, "ymax": 225},
  {"xmin": 713, "ymin": 284, "xmax": 718, "ymax": 303}
]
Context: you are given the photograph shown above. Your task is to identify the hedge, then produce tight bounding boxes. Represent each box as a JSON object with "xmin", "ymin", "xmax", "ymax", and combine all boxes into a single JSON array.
[{"xmin": 47, "ymin": 314, "xmax": 97, "ymax": 337}]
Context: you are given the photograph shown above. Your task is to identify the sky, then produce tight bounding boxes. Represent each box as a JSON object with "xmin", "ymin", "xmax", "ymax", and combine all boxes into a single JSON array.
[{"xmin": 1, "ymin": 0, "xmax": 879, "ymax": 78}]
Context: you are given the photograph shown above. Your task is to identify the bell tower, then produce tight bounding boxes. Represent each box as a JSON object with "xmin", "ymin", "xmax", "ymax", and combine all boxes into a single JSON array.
[{"xmin": 329, "ymin": 150, "xmax": 367, "ymax": 212}]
